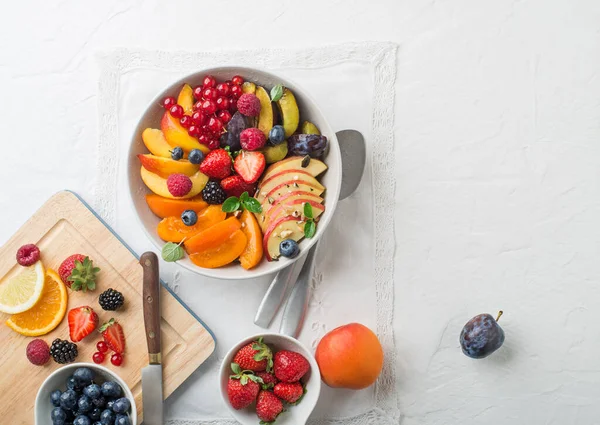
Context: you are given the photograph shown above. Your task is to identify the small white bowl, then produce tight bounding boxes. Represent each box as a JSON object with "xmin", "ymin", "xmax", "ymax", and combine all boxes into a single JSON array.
[
  {"xmin": 219, "ymin": 333, "xmax": 321, "ymax": 425},
  {"xmin": 127, "ymin": 67, "xmax": 342, "ymax": 280},
  {"xmin": 35, "ymin": 363, "xmax": 137, "ymax": 425}
]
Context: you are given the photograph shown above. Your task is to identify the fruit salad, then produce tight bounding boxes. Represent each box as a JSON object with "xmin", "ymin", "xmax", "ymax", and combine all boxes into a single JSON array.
[{"xmin": 138, "ymin": 74, "xmax": 330, "ymax": 270}]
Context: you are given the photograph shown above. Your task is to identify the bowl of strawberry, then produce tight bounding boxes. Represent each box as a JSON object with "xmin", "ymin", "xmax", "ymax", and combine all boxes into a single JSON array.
[
  {"xmin": 127, "ymin": 67, "xmax": 342, "ymax": 280},
  {"xmin": 219, "ymin": 333, "xmax": 321, "ymax": 424}
]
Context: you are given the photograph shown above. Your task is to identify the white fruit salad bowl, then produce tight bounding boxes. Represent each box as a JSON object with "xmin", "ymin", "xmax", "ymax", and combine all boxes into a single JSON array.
[{"xmin": 127, "ymin": 67, "xmax": 342, "ymax": 280}]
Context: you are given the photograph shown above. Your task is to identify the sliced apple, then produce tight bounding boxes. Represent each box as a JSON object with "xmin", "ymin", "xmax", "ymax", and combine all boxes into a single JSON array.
[
  {"xmin": 262, "ymin": 156, "xmax": 327, "ymax": 181},
  {"xmin": 138, "ymin": 154, "xmax": 198, "ymax": 178},
  {"xmin": 178, "ymin": 84, "xmax": 194, "ymax": 115},
  {"xmin": 257, "ymin": 170, "xmax": 324, "ymax": 202},
  {"xmin": 263, "ymin": 215, "xmax": 306, "ymax": 261},
  {"xmin": 161, "ymin": 112, "xmax": 210, "ymax": 155},
  {"xmin": 258, "ymin": 181, "xmax": 325, "ymax": 206},
  {"xmin": 276, "ymin": 88, "xmax": 299, "ymax": 137},
  {"xmin": 259, "ymin": 191, "xmax": 323, "ymax": 221},
  {"xmin": 255, "ymin": 86, "xmax": 274, "ymax": 137},
  {"xmin": 262, "ymin": 198, "xmax": 324, "ymax": 232},
  {"xmin": 142, "ymin": 128, "xmax": 173, "ymax": 158},
  {"xmin": 140, "ymin": 166, "xmax": 208, "ymax": 199}
]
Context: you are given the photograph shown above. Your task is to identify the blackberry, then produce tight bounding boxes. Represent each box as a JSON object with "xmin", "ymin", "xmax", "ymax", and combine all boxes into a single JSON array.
[
  {"xmin": 98, "ymin": 288, "xmax": 124, "ymax": 311},
  {"xmin": 201, "ymin": 181, "xmax": 226, "ymax": 205},
  {"xmin": 50, "ymin": 338, "xmax": 78, "ymax": 364}
]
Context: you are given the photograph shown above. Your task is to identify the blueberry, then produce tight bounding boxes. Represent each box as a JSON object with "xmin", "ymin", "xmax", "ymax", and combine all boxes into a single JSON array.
[
  {"xmin": 99, "ymin": 409, "xmax": 115, "ymax": 425},
  {"xmin": 88, "ymin": 407, "xmax": 102, "ymax": 421},
  {"xmin": 188, "ymin": 149, "xmax": 204, "ymax": 164},
  {"xmin": 78, "ymin": 395, "xmax": 92, "ymax": 413},
  {"xmin": 73, "ymin": 415, "xmax": 91, "ymax": 425},
  {"xmin": 101, "ymin": 381, "xmax": 122, "ymax": 398},
  {"xmin": 268, "ymin": 125, "xmax": 286, "ymax": 145},
  {"xmin": 93, "ymin": 422, "xmax": 102, "ymax": 425},
  {"xmin": 105, "ymin": 399, "xmax": 115, "ymax": 411},
  {"xmin": 181, "ymin": 210, "xmax": 198, "ymax": 226},
  {"xmin": 115, "ymin": 414, "xmax": 131, "ymax": 425},
  {"xmin": 91, "ymin": 396, "xmax": 106, "ymax": 408},
  {"xmin": 60, "ymin": 389, "xmax": 78, "ymax": 411},
  {"xmin": 460, "ymin": 312, "xmax": 505, "ymax": 359},
  {"xmin": 51, "ymin": 389, "xmax": 62, "ymax": 407},
  {"xmin": 73, "ymin": 367, "xmax": 95, "ymax": 385},
  {"xmin": 279, "ymin": 239, "xmax": 299, "ymax": 258},
  {"xmin": 171, "ymin": 146, "xmax": 184, "ymax": 161},
  {"xmin": 51, "ymin": 407, "xmax": 67, "ymax": 423},
  {"xmin": 67, "ymin": 376, "xmax": 82, "ymax": 391},
  {"xmin": 111, "ymin": 397, "xmax": 131, "ymax": 414},
  {"xmin": 83, "ymin": 384, "xmax": 102, "ymax": 400}
]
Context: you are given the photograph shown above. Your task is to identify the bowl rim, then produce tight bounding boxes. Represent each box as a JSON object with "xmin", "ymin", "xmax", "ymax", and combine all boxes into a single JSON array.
[
  {"xmin": 218, "ymin": 332, "xmax": 321, "ymax": 424},
  {"xmin": 126, "ymin": 66, "xmax": 342, "ymax": 280},
  {"xmin": 35, "ymin": 362, "xmax": 137, "ymax": 424}
]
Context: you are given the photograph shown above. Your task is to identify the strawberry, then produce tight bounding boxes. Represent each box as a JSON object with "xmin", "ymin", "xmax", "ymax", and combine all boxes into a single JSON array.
[
  {"xmin": 220, "ymin": 175, "xmax": 257, "ymax": 198},
  {"xmin": 199, "ymin": 148, "xmax": 232, "ymax": 179},
  {"xmin": 274, "ymin": 382, "xmax": 305, "ymax": 404},
  {"xmin": 227, "ymin": 363, "xmax": 262, "ymax": 410},
  {"xmin": 99, "ymin": 318, "xmax": 126, "ymax": 354},
  {"xmin": 234, "ymin": 150, "xmax": 265, "ymax": 184},
  {"xmin": 233, "ymin": 337, "xmax": 273, "ymax": 372},
  {"xmin": 256, "ymin": 371, "xmax": 278, "ymax": 389},
  {"xmin": 68, "ymin": 306, "xmax": 98, "ymax": 342},
  {"xmin": 256, "ymin": 390, "xmax": 284, "ymax": 423},
  {"xmin": 273, "ymin": 350, "xmax": 310, "ymax": 383},
  {"xmin": 58, "ymin": 254, "xmax": 100, "ymax": 291}
]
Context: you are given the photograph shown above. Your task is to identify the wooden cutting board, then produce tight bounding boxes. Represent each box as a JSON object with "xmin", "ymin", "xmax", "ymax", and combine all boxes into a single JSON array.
[{"xmin": 0, "ymin": 191, "xmax": 215, "ymax": 424}]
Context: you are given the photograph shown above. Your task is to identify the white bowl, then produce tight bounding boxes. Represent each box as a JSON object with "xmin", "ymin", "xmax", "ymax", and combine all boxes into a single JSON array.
[
  {"xmin": 219, "ymin": 333, "xmax": 321, "ymax": 425},
  {"xmin": 127, "ymin": 67, "xmax": 342, "ymax": 280},
  {"xmin": 35, "ymin": 363, "xmax": 137, "ymax": 425}
]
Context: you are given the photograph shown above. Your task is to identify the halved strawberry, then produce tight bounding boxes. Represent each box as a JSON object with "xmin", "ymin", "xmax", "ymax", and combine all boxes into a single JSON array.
[
  {"xmin": 99, "ymin": 318, "xmax": 126, "ymax": 354},
  {"xmin": 68, "ymin": 306, "xmax": 99, "ymax": 342},
  {"xmin": 234, "ymin": 151, "xmax": 266, "ymax": 184},
  {"xmin": 220, "ymin": 175, "xmax": 257, "ymax": 198}
]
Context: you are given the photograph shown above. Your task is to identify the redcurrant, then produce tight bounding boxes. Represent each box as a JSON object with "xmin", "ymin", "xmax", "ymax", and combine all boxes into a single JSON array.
[
  {"xmin": 169, "ymin": 104, "xmax": 184, "ymax": 119},
  {"xmin": 96, "ymin": 341, "xmax": 109, "ymax": 353},
  {"xmin": 202, "ymin": 75, "xmax": 216, "ymax": 88},
  {"xmin": 228, "ymin": 99, "xmax": 238, "ymax": 113},
  {"xmin": 232, "ymin": 75, "xmax": 244, "ymax": 86},
  {"xmin": 191, "ymin": 111, "xmax": 206, "ymax": 126},
  {"xmin": 217, "ymin": 110, "xmax": 232, "ymax": 124},
  {"xmin": 207, "ymin": 138, "xmax": 220, "ymax": 150},
  {"xmin": 202, "ymin": 87, "xmax": 218, "ymax": 101},
  {"xmin": 188, "ymin": 125, "xmax": 201, "ymax": 137},
  {"xmin": 198, "ymin": 134, "xmax": 210, "ymax": 145},
  {"xmin": 216, "ymin": 83, "xmax": 230, "ymax": 97},
  {"xmin": 111, "ymin": 353, "xmax": 124, "ymax": 367},
  {"xmin": 201, "ymin": 99, "xmax": 217, "ymax": 115},
  {"xmin": 207, "ymin": 117, "xmax": 223, "ymax": 134},
  {"xmin": 193, "ymin": 86, "xmax": 204, "ymax": 100},
  {"xmin": 230, "ymin": 84, "xmax": 242, "ymax": 99},
  {"xmin": 92, "ymin": 352, "xmax": 105, "ymax": 364},
  {"xmin": 162, "ymin": 97, "xmax": 176, "ymax": 109},
  {"xmin": 180, "ymin": 115, "xmax": 193, "ymax": 129},
  {"xmin": 216, "ymin": 97, "xmax": 230, "ymax": 111}
]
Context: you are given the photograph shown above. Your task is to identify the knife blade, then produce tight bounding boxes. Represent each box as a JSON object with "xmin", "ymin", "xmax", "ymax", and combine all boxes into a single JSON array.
[{"xmin": 140, "ymin": 252, "xmax": 164, "ymax": 425}]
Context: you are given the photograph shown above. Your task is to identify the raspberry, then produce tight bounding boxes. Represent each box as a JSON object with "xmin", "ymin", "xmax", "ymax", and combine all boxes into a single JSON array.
[
  {"xmin": 236, "ymin": 93, "xmax": 261, "ymax": 117},
  {"xmin": 16, "ymin": 244, "xmax": 40, "ymax": 266},
  {"xmin": 26, "ymin": 339, "xmax": 50, "ymax": 366},
  {"xmin": 240, "ymin": 128, "xmax": 266, "ymax": 151},
  {"xmin": 167, "ymin": 174, "xmax": 193, "ymax": 197}
]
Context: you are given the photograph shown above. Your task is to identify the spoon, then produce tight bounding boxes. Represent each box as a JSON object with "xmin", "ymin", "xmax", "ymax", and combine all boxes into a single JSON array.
[{"xmin": 254, "ymin": 130, "xmax": 366, "ymax": 333}]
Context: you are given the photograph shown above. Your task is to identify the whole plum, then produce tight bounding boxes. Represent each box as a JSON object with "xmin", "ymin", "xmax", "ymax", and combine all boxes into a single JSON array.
[
  {"xmin": 460, "ymin": 311, "xmax": 505, "ymax": 359},
  {"xmin": 220, "ymin": 112, "xmax": 251, "ymax": 151},
  {"xmin": 287, "ymin": 134, "xmax": 328, "ymax": 158}
]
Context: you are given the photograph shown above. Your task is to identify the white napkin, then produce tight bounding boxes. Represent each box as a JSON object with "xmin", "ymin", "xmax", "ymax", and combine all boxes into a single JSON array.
[{"xmin": 95, "ymin": 43, "xmax": 399, "ymax": 425}]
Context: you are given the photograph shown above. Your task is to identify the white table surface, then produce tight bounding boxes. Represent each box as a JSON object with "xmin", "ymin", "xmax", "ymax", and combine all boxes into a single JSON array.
[{"xmin": 2, "ymin": 1, "xmax": 600, "ymax": 424}]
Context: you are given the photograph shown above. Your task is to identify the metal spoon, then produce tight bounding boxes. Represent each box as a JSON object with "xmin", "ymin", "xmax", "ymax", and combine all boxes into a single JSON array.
[{"xmin": 253, "ymin": 130, "xmax": 366, "ymax": 332}]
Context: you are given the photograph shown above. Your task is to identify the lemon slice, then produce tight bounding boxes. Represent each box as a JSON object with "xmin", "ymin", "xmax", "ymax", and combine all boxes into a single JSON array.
[{"xmin": 0, "ymin": 261, "xmax": 45, "ymax": 314}]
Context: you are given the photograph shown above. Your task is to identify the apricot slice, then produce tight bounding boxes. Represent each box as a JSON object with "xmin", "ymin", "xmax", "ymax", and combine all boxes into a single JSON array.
[
  {"xmin": 178, "ymin": 84, "xmax": 194, "ymax": 115},
  {"xmin": 189, "ymin": 230, "xmax": 247, "ymax": 269},
  {"xmin": 156, "ymin": 205, "xmax": 226, "ymax": 243},
  {"xmin": 184, "ymin": 217, "xmax": 241, "ymax": 253},
  {"xmin": 239, "ymin": 210, "xmax": 264, "ymax": 270},
  {"xmin": 146, "ymin": 195, "xmax": 208, "ymax": 219},
  {"xmin": 138, "ymin": 154, "xmax": 198, "ymax": 178}
]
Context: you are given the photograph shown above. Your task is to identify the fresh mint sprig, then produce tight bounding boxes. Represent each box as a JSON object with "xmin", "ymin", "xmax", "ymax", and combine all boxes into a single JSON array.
[
  {"xmin": 303, "ymin": 202, "xmax": 316, "ymax": 238},
  {"xmin": 222, "ymin": 191, "xmax": 263, "ymax": 214}
]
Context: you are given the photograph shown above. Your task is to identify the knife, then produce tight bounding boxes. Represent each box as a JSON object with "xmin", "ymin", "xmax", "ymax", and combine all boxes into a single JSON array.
[{"xmin": 140, "ymin": 252, "xmax": 164, "ymax": 425}]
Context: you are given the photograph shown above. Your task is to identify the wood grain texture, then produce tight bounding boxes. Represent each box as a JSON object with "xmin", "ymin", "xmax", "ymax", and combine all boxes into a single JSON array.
[
  {"xmin": 141, "ymin": 252, "xmax": 161, "ymax": 358},
  {"xmin": 0, "ymin": 191, "xmax": 215, "ymax": 424}
]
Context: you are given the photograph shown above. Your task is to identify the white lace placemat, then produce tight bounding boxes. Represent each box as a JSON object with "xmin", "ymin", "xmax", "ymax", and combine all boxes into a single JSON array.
[{"xmin": 95, "ymin": 42, "xmax": 399, "ymax": 425}]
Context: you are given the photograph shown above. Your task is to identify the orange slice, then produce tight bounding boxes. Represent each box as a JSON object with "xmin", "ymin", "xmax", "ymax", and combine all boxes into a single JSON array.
[{"xmin": 6, "ymin": 269, "xmax": 68, "ymax": 336}]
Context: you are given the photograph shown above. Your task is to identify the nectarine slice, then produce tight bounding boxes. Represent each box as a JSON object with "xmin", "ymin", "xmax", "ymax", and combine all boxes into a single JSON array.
[
  {"xmin": 142, "ymin": 128, "xmax": 173, "ymax": 158},
  {"xmin": 178, "ymin": 84, "xmax": 194, "ymax": 115},
  {"xmin": 239, "ymin": 210, "xmax": 264, "ymax": 270},
  {"xmin": 140, "ymin": 166, "xmax": 208, "ymax": 199},
  {"xmin": 145, "ymin": 195, "xmax": 208, "ymax": 219},
  {"xmin": 161, "ymin": 112, "xmax": 210, "ymax": 155},
  {"xmin": 156, "ymin": 205, "xmax": 226, "ymax": 243},
  {"xmin": 184, "ymin": 217, "xmax": 241, "ymax": 253},
  {"xmin": 138, "ymin": 154, "xmax": 198, "ymax": 179}
]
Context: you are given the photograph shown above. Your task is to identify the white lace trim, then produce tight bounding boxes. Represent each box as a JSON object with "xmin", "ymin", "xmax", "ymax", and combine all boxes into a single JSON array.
[{"xmin": 95, "ymin": 42, "xmax": 398, "ymax": 425}]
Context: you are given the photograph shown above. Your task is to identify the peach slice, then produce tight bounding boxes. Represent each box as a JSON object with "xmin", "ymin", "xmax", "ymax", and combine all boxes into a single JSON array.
[
  {"xmin": 178, "ymin": 84, "xmax": 194, "ymax": 115},
  {"xmin": 142, "ymin": 128, "xmax": 173, "ymax": 158},
  {"xmin": 161, "ymin": 112, "xmax": 210, "ymax": 155},
  {"xmin": 262, "ymin": 156, "xmax": 327, "ymax": 181},
  {"xmin": 138, "ymin": 154, "xmax": 199, "ymax": 178},
  {"xmin": 140, "ymin": 166, "xmax": 208, "ymax": 199},
  {"xmin": 239, "ymin": 210, "xmax": 264, "ymax": 270},
  {"xmin": 263, "ymin": 215, "xmax": 306, "ymax": 261},
  {"xmin": 262, "ymin": 198, "xmax": 325, "ymax": 232},
  {"xmin": 157, "ymin": 205, "xmax": 226, "ymax": 243},
  {"xmin": 145, "ymin": 195, "xmax": 208, "ymax": 218}
]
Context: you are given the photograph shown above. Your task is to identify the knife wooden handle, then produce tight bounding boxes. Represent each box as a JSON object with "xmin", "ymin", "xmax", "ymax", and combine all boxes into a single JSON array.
[{"xmin": 141, "ymin": 252, "xmax": 161, "ymax": 361}]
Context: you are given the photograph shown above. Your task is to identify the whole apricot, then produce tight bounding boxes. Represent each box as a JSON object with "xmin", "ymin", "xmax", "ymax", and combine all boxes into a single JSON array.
[{"xmin": 315, "ymin": 323, "xmax": 384, "ymax": 389}]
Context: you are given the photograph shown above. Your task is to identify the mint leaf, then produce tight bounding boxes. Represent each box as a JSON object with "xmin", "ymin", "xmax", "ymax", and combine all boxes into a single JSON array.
[
  {"xmin": 303, "ymin": 202, "xmax": 313, "ymax": 219},
  {"xmin": 304, "ymin": 220, "xmax": 316, "ymax": 238},
  {"xmin": 243, "ymin": 197, "xmax": 263, "ymax": 214},
  {"xmin": 162, "ymin": 242, "xmax": 184, "ymax": 262},
  {"xmin": 240, "ymin": 191, "xmax": 250, "ymax": 202},
  {"xmin": 270, "ymin": 84, "xmax": 284, "ymax": 102},
  {"xmin": 222, "ymin": 196, "xmax": 241, "ymax": 213}
]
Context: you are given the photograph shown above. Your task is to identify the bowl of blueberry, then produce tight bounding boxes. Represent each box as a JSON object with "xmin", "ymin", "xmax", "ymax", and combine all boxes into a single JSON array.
[{"xmin": 35, "ymin": 364, "xmax": 136, "ymax": 425}]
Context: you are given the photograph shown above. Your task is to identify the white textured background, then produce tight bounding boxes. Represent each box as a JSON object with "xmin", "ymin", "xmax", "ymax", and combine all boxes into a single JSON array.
[{"xmin": 1, "ymin": 1, "xmax": 599, "ymax": 424}]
